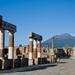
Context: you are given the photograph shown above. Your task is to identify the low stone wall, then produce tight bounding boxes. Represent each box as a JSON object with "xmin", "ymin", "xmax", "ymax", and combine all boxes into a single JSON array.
[
  {"xmin": 0, "ymin": 58, "xmax": 28, "ymax": 70},
  {"xmin": 38, "ymin": 57, "xmax": 48, "ymax": 64},
  {"xmin": 4, "ymin": 59, "xmax": 13, "ymax": 69},
  {"xmin": 0, "ymin": 58, "xmax": 48, "ymax": 70},
  {"xmin": 14, "ymin": 58, "xmax": 28, "ymax": 68},
  {"xmin": 14, "ymin": 59, "xmax": 21, "ymax": 68},
  {"xmin": 33, "ymin": 57, "xmax": 48, "ymax": 65},
  {"xmin": 21, "ymin": 58, "xmax": 28, "ymax": 67},
  {"xmin": 0, "ymin": 60, "xmax": 2, "ymax": 70}
]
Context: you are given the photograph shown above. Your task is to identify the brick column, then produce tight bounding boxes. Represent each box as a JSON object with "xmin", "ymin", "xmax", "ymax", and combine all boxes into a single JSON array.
[
  {"xmin": 28, "ymin": 38, "xmax": 33, "ymax": 65},
  {"xmin": 33, "ymin": 40, "xmax": 37, "ymax": 59},
  {"xmin": 8, "ymin": 32, "xmax": 14, "ymax": 59},
  {"xmin": 26, "ymin": 45, "xmax": 29, "ymax": 54},
  {"xmin": 37, "ymin": 40, "xmax": 41, "ymax": 58},
  {"xmin": 0, "ymin": 29, "xmax": 4, "ymax": 58},
  {"xmin": 33, "ymin": 40, "xmax": 37, "ymax": 65}
]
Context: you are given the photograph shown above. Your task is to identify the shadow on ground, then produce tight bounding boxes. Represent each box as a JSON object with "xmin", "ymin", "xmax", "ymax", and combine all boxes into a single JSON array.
[{"xmin": 0, "ymin": 64, "xmax": 57, "ymax": 74}]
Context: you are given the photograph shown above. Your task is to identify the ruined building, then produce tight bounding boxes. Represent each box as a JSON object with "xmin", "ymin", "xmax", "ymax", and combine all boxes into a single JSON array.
[{"xmin": 0, "ymin": 16, "xmax": 48, "ymax": 70}]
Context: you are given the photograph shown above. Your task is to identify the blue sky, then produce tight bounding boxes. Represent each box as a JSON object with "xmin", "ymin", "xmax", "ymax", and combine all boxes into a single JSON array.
[{"xmin": 0, "ymin": 0, "xmax": 75, "ymax": 46}]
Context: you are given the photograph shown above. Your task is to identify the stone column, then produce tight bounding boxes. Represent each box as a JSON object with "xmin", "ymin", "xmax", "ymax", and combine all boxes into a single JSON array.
[
  {"xmin": 50, "ymin": 37, "xmax": 55, "ymax": 63},
  {"xmin": 33, "ymin": 40, "xmax": 37, "ymax": 65},
  {"xmin": 0, "ymin": 29, "xmax": 4, "ymax": 58},
  {"xmin": 37, "ymin": 40, "xmax": 41, "ymax": 58},
  {"xmin": 8, "ymin": 32, "xmax": 14, "ymax": 59},
  {"xmin": 33, "ymin": 40, "xmax": 37, "ymax": 59},
  {"xmin": 25, "ymin": 45, "xmax": 29, "ymax": 54},
  {"xmin": 52, "ymin": 37, "xmax": 54, "ymax": 49},
  {"xmin": 28, "ymin": 38, "xmax": 33, "ymax": 65}
]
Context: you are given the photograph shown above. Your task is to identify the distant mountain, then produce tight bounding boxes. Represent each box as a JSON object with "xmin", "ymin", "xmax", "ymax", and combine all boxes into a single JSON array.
[{"xmin": 42, "ymin": 33, "xmax": 75, "ymax": 48}]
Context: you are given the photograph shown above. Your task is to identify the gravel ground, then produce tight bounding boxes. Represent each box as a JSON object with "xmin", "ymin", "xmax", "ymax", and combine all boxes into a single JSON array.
[{"xmin": 0, "ymin": 59, "xmax": 75, "ymax": 75}]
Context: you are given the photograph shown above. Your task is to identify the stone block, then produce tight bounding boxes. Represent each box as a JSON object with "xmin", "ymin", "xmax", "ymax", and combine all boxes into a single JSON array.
[
  {"xmin": 0, "ymin": 60, "xmax": 2, "ymax": 69},
  {"xmin": 21, "ymin": 58, "xmax": 28, "ymax": 67},
  {"xmin": 4, "ymin": 59, "xmax": 13, "ymax": 69},
  {"xmin": 14, "ymin": 59, "xmax": 21, "ymax": 68}
]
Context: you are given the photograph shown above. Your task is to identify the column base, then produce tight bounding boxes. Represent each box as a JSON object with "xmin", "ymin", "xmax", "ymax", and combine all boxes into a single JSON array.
[
  {"xmin": 49, "ymin": 55, "xmax": 56, "ymax": 63},
  {"xmin": 70, "ymin": 56, "xmax": 75, "ymax": 59},
  {"xmin": 8, "ymin": 47, "xmax": 13, "ymax": 59},
  {"xmin": 34, "ymin": 58, "xmax": 38, "ymax": 65},
  {"xmin": 34, "ymin": 58, "xmax": 43, "ymax": 65},
  {"xmin": 28, "ymin": 59, "xmax": 33, "ymax": 66},
  {"xmin": 0, "ymin": 58, "xmax": 4, "ymax": 70}
]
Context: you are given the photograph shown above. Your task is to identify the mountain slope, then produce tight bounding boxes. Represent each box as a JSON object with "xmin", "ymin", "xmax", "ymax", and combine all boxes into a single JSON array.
[{"xmin": 42, "ymin": 33, "xmax": 75, "ymax": 48}]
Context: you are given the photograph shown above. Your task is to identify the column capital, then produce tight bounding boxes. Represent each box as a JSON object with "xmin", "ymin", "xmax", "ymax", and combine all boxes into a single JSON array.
[
  {"xmin": 9, "ymin": 31, "xmax": 15, "ymax": 34},
  {"xmin": 29, "ymin": 38, "xmax": 33, "ymax": 41},
  {"xmin": 37, "ymin": 40, "xmax": 41, "ymax": 43}
]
